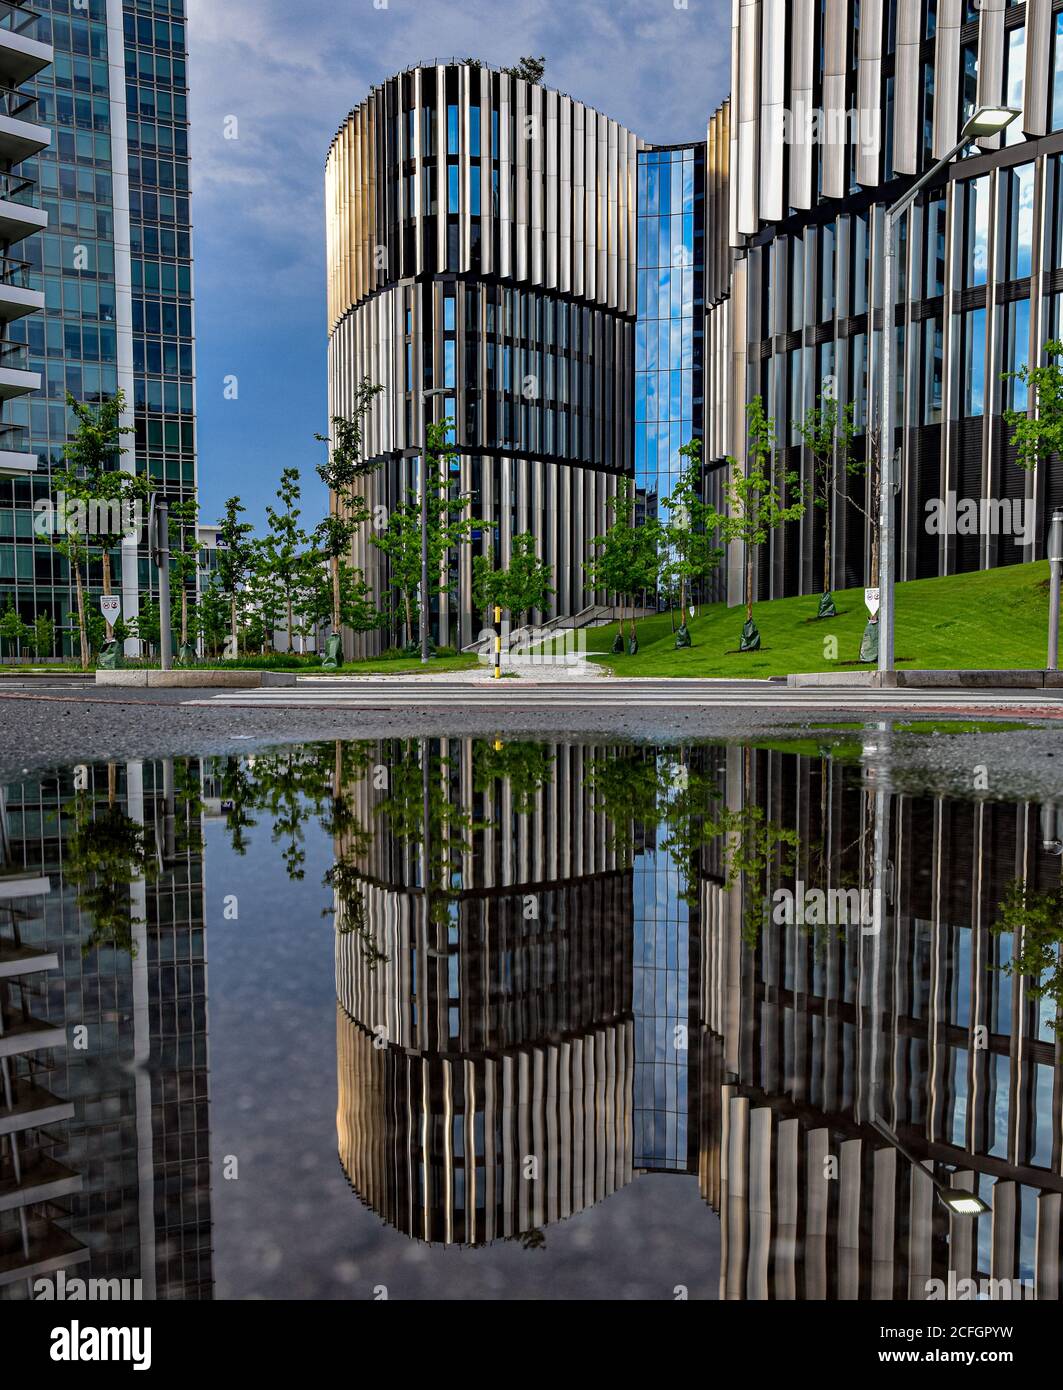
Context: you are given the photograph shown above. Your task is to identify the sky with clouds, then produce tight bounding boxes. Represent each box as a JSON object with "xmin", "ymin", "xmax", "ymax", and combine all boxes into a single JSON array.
[{"xmin": 186, "ymin": 0, "xmax": 732, "ymax": 531}]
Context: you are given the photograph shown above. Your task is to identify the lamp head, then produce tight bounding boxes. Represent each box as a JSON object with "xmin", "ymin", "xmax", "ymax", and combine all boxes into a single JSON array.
[
  {"xmin": 960, "ymin": 106, "xmax": 1020, "ymax": 139},
  {"xmin": 936, "ymin": 1187, "xmax": 991, "ymax": 1217}
]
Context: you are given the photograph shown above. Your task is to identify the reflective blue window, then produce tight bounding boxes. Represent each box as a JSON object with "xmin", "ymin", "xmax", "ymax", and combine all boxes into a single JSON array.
[{"xmin": 634, "ymin": 148, "xmax": 701, "ymax": 519}]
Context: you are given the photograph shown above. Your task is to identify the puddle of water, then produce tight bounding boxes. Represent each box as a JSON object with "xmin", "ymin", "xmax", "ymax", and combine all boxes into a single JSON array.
[{"xmin": 1, "ymin": 734, "xmax": 1061, "ymax": 1301}]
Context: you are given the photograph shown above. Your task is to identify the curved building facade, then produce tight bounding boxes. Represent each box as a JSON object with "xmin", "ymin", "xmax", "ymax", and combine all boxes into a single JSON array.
[
  {"xmin": 332, "ymin": 738, "xmax": 636, "ymax": 1243},
  {"xmin": 717, "ymin": 0, "xmax": 1063, "ymax": 601},
  {"xmin": 325, "ymin": 65, "xmax": 642, "ymax": 654}
]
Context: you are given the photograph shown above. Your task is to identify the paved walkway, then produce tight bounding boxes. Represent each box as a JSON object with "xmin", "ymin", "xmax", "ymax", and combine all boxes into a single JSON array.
[
  {"xmin": 184, "ymin": 677, "xmax": 1063, "ymax": 718},
  {"xmin": 302, "ymin": 657, "xmax": 612, "ymax": 683}
]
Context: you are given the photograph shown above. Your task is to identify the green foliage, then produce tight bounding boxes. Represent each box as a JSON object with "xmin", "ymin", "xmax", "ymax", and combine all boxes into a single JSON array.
[
  {"xmin": 993, "ymin": 878, "xmax": 1063, "ymax": 1035},
  {"xmin": 314, "ymin": 380, "xmax": 384, "ymax": 634},
  {"xmin": 218, "ymin": 495, "xmax": 255, "ymax": 653},
  {"xmin": 472, "ymin": 531, "xmax": 554, "ymax": 624},
  {"xmin": 194, "ymin": 576, "xmax": 229, "ymax": 657},
  {"xmin": 502, "ymin": 55, "xmax": 545, "ymax": 83},
  {"xmin": 64, "ymin": 788, "xmax": 157, "ymax": 957},
  {"xmin": 796, "ymin": 393, "xmax": 857, "ymax": 597},
  {"xmin": 31, "ymin": 611, "xmax": 55, "ymax": 660},
  {"xmin": 256, "ymin": 467, "xmax": 313, "ymax": 652},
  {"xmin": 716, "ymin": 397, "xmax": 806, "ymax": 621},
  {"xmin": 660, "ymin": 439, "xmax": 724, "ymax": 621},
  {"xmin": 585, "ymin": 477, "xmax": 662, "ymax": 641},
  {"xmin": 0, "ymin": 602, "xmax": 28, "ymax": 658},
  {"xmin": 1004, "ymin": 338, "xmax": 1063, "ymax": 472},
  {"xmin": 303, "ymin": 558, "xmax": 382, "ymax": 635},
  {"xmin": 369, "ymin": 418, "xmax": 476, "ymax": 645}
]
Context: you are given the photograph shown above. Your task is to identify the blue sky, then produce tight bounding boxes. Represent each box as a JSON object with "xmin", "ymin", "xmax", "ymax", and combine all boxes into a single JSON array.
[{"xmin": 186, "ymin": 0, "xmax": 731, "ymax": 533}]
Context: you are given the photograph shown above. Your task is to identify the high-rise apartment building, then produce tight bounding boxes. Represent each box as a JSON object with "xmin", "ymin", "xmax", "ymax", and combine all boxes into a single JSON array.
[{"xmin": 0, "ymin": 0, "xmax": 195, "ymax": 658}]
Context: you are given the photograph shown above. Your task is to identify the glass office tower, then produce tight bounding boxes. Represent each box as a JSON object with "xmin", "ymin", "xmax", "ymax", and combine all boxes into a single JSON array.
[
  {"xmin": 634, "ymin": 144, "xmax": 704, "ymax": 530},
  {"xmin": 0, "ymin": 0, "xmax": 195, "ymax": 658}
]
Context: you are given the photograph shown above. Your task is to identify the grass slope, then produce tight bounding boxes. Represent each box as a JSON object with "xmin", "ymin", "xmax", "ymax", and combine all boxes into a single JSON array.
[{"xmin": 588, "ymin": 562, "xmax": 1052, "ymax": 679}]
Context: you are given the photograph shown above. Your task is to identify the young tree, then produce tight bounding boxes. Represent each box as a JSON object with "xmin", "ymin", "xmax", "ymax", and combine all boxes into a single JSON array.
[
  {"xmin": 259, "ymin": 468, "xmax": 311, "ymax": 653},
  {"xmin": 715, "ymin": 397, "xmax": 805, "ymax": 651},
  {"xmin": 471, "ymin": 531, "xmax": 554, "ymax": 628},
  {"xmin": 217, "ymin": 496, "xmax": 255, "ymax": 657},
  {"xmin": 194, "ymin": 576, "xmax": 229, "ymax": 659},
  {"xmin": 584, "ymin": 477, "xmax": 661, "ymax": 654},
  {"xmin": 796, "ymin": 390, "xmax": 857, "ymax": 618},
  {"xmin": 314, "ymin": 379, "xmax": 384, "ymax": 644},
  {"xmin": 303, "ymin": 558, "xmax": 381, "ymax": 648},
  {"xmin": 167, "ymin": 496, "xmax": 201, "ymax": 660},
  {"xmin": 0, "ymin": 602, "xmax": 28, "ymax": 661},
  {"xmin": 31, "ymin": 611, "xmax": 55, "ymax": 662},
  {"xmin": 369, "ymin": 418, "xmax": 476, "ymax": 648},
  {"xmin": 1005, "ymin": 339, "xmax": 1063, "ymax": 472},
  {"xmin": 660, "ymin": 439, "xmax": 724, "ymax": 644},
  {"xmin": 502, "ymin": 55, "xmax": 545, "ymax": 83},
  {"xmin": 60, "ymin": 391, "xmax": 139, "ymax": 647}
]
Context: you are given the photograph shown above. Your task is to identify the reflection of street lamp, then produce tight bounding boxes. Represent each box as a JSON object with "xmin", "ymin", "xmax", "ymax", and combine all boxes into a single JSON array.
[
  {"xmin": 420, "ymin": 388, "xmax": 455, "ymax": 663},
  {"xmin": 878, "ymin": 106, "xmax": 1020, "ymax": 677},
  {"xmin": 871, "ymin": 1117, "xmax": 991, "ymax": 1216}
]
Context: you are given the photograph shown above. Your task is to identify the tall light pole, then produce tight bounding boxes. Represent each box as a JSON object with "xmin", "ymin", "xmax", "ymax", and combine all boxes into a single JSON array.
[
  {"xmin": 878, "ymin": 106, "xmax": 1019, "ymax": 678},
  {"xmin": 420, "ymin": 387, "xmax": 454, "ymax": 663},
  {"xmin": 1047, "ymin": 508, "xmax": 1063, "ymax": 672}
]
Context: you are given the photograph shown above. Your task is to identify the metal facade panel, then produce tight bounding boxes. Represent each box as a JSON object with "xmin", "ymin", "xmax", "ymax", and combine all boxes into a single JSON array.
[
  {"xmin": 893, "ymin": 0, "xmax": 922, "ymax": 175},
  {"xmin": 759, "ymin": 0, "xmax": 786, "ymax": 222},
  {"xmin": 933, "ymin": 0, "xmax": 962, "ymax": 159},
  {"xmin": 855, "ymin": 0, "xmax": 883, "ymax": 187}
]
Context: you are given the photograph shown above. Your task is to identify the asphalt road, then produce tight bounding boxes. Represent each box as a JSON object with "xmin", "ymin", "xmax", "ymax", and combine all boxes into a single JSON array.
[{"xmin": 0, "ymin": 676, "xmax": 1061, "ymax": 798}]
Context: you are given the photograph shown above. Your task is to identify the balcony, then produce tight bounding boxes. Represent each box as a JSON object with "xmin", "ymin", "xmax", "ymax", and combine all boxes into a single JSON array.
[
  {"xmin": 0, "ymin": 255, "xmax": 42, "ymax": 320},
  {"xmin": 0, "ymin": 420, "xmax": 35, "ymax": 473},
  {"xmin": 0, "ymin": 1219, "xmax": 88, "ymax": 1288},
  {"xmin": 0, "ymin": 175, "xmax": 45, "ymax": 244},
  {"xmin": 0, "ymin": 1149, "xmax": 82, "ymax": 1213},
  {"xmin": 0, "ymin": 87, "xmax": 48, "ymax": 163},
  {"xmin": 0, "ymin": 2, "xmax": 51, "ymax": 88},
  {"xmin": 0, "ymin": 337, "xmax": 38, "ymax": 399}
]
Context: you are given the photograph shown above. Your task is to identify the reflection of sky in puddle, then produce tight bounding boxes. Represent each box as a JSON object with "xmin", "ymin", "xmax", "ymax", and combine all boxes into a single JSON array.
[{"xmin": 2, "ymin": 737, "xmax": 1061, "ymax": 1300}]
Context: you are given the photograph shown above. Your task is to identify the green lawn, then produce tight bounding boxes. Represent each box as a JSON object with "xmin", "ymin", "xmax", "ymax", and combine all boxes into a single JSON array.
[{"xmin": 582, "ymin": 562, "xmax": 1053, "ymax": 679}]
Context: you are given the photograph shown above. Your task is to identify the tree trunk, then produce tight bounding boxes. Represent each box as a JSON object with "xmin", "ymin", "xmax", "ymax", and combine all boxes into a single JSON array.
[
  {"xmin": 180, "ymin": 587, "xmax": 188, "ymax": 648},
  {"xmin": 102, "ymin": 550, "xmax": 113, "ymax": 641},
  {"xmin": 745, "ymin": 547, "xmax": 754, "ymax": 624},
  {"xmin": 73, "ymin": 551, "xmax": 89, "ymax": 672},
  {"xmin": 823, "ymin": 506, "xmax": 831, "ymax": 595},
  {"xmin": 680, "ymin": 574, "xmax": 688, "ymax": 628},
  {"xmin": 404, "ymin": 591, "xmax": 413, "ymax": 647},
  {"xmin": 286, "ymin": 595, "xmax": 294, "ymax": 653},
  {"xmin": 331, "ymin": 554, "xmax": 341, "ymax": 634},
  {"xmin": 230, "ymin": 596, "xmax": 238, "ymax": 657}
]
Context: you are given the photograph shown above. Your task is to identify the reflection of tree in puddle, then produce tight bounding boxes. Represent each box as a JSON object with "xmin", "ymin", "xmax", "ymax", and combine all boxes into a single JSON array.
[
  {"xmin": 587, "ymin": 746, "xmax": 801, "ymax": 942},
  {"xmin": 993, "ymin": 878, "xmax": 1063, "ymax": 1035},
  {"xmin": 63, "ymin": 766, "xmax": 156, "ymax": 958}
]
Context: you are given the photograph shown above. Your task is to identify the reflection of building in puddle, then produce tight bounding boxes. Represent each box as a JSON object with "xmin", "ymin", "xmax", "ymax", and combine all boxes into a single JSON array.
[
  {"xmin": 335, "ymin": 740, "xmax": 642, "ymax": 1244},
  {"xmin": 337, "ymin": 1011, "xmax": 632, "ymax": 1245},
  {"xmin": 0, "ymin": 868, "xmax": 87, "ymax": 1290},
  {"xmin": 700, "ymin": 747, "xmax": 1063, "ymax": 1299},
  {"xmin": 0, "ymin": 761, "xmax": 212, "ymax": 1300}
]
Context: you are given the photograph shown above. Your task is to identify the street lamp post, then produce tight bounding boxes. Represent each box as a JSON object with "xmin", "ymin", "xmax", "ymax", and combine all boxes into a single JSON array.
[
  {"xmin": 878, "ymin": 106, "xmax": 1019, "ymax": 679},
  {"xmin": 420, "ymin": 387, "xmax": 454, "ymax": 664},
  {"xmin": 1047, "ymin": 507, "xmax": 1063, "ymax": 672},
  {"xmin": 153, "ymin": 496, "xmax": 172, "ymax": 672}
]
